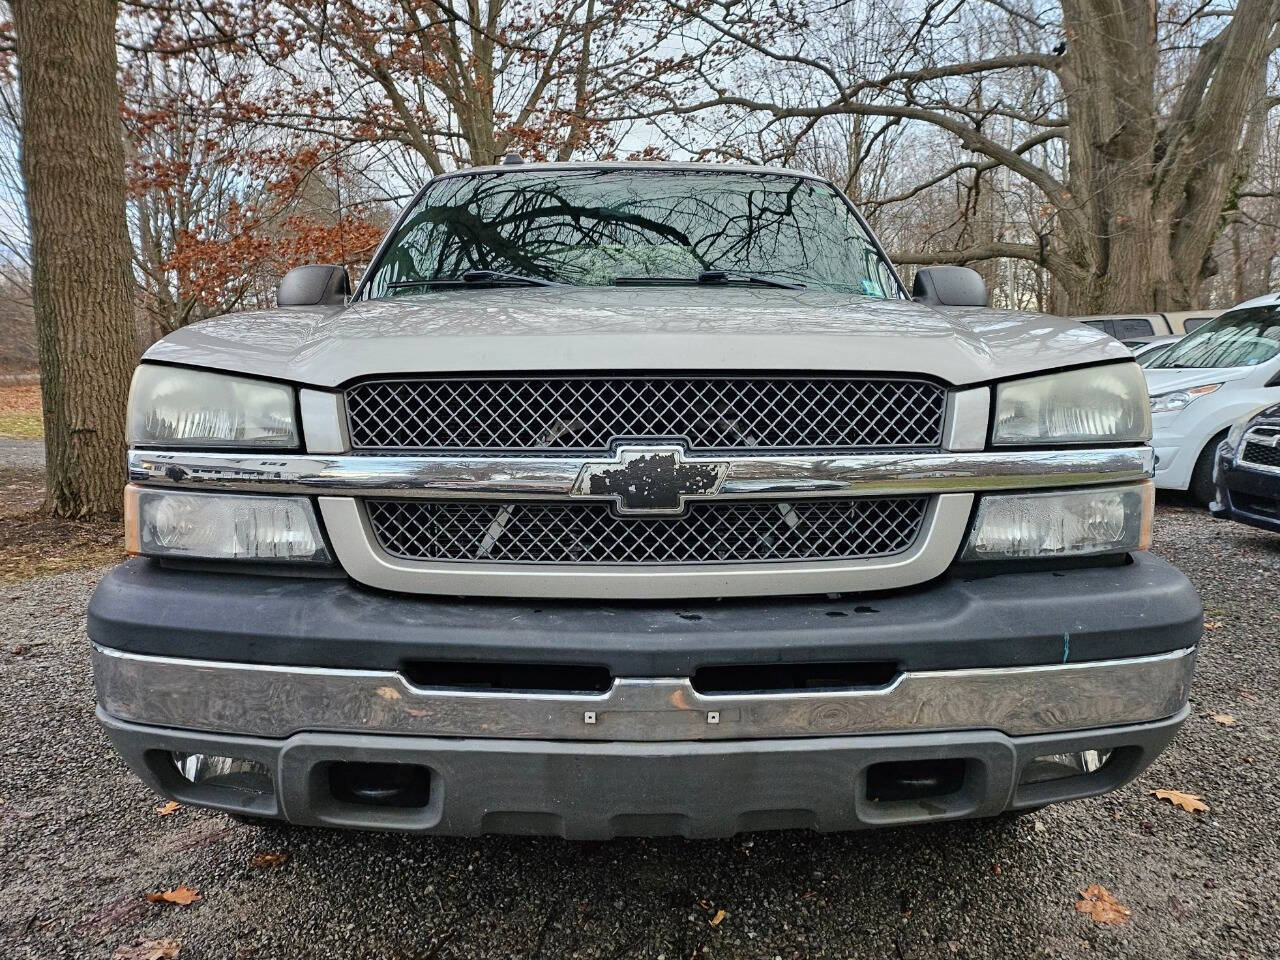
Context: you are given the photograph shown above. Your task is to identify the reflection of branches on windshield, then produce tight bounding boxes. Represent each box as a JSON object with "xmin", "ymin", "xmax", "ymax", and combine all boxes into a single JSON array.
[
  {"xmin": 372, "ymin": 172, "xmax": 878, "ymax": 291},
  {"xmin": 1158, "ymin": 311, "xmax": 1280, "ymax": 368}
]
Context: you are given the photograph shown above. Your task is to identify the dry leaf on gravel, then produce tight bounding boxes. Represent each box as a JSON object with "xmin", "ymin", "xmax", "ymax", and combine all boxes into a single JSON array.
[
  {"xmin": 1203, "ymin": 619, "xmax": 1224, "ymax": 631},
  {"xmin": 1075, "ymin": 884, "xmax": 1131, "ymax": 925},
  {"xmin": 1206, "ymin": 713, "xmax": 1236, "ymax": 726},
  {"xmin": 146, "ymin": 886, "xmax": 202, "ymax": 907},
  {"xmin": 1239, "ymin": 689, "xmax": 1260, "ymax": 702},
  {"xmin": 709, "ymin": 909, "xmax": 726, "ymax": 926},
  {"xmin": 112, "ymin": 938, "xmax": 181, "ymax": 960},
  {"xmin": 1150, "ymin": 789, "xmax": 1209, "ymax": 813},
  {"xmin": 250, "ymin": 851, "xmax": 290, "ymax": 869},
  {"xmin": 155, "ymin": 801, "xmax": 181, "ymax": 816}
]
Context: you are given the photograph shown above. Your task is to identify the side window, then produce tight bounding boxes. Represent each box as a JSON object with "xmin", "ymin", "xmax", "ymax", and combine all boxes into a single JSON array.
[
  {"xmin": 1183, "ymin": 317, "xmax": 1213, "ymax": 333},
  {"xmin": 1081, "ymin": 320, "xmax": 1106, "ymax": 330},
  {"xmin": 1113, "ymin": 318, "xmax": 1155, "ymax": 338}
]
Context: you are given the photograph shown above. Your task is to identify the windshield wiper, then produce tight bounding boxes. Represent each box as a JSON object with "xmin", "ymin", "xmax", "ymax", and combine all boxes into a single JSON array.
[
  {"xmin": 614, "ymin": 271, "xmax": 806, "ymax": 290},
  {"xmin": 388, "ymin": 270, "xmax": 560, "ymax": 290}
]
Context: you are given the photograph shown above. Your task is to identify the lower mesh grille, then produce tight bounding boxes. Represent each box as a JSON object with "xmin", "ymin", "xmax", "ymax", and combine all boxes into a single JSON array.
[
  {"xmin": 365, "ymin": 497, "xmax": 928, "ymax": 565},
  {"xmin": 1242, "ymin": 440, "xmax": 1280, "ymax": 469}
]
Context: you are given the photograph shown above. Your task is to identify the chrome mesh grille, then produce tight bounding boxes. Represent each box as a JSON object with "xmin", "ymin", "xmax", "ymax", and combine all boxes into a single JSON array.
[
  {"xmin": 365, "ymin": 497, "xmax": 928, "ymax": 565},
  {"xmin": 345, "ymin": 375, "xmax": 946, "ymax": 453}
]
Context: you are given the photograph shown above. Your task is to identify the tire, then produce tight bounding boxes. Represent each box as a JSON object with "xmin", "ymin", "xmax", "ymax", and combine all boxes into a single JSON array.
[{"xmin": 1189, "ymin": 431, "xmax": 1227, "ymax": 507}]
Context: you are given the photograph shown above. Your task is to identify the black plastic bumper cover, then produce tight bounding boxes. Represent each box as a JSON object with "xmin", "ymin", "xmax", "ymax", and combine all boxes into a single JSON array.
[
  {"xmin": 1214, "ymin": 446, "xmax": 1280, "ymax": 534},
  {"xmin": 88, "ymin": 554, "xmax": 1202, "ymax": 675}
]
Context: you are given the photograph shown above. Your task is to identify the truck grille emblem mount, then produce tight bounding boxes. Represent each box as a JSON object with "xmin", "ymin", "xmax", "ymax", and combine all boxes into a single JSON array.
[{"xmin": 571, "ymin": 445, "xmax": 730, "ymax": 515}]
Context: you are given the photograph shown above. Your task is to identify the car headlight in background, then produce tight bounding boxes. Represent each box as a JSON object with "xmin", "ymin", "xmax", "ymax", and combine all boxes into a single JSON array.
[
  {"xmin": 992, "ymin": 364, "xmax": 1151, "ymax": 445},
  {"xmin": 128, "ymin": 365, "xmax": 298, "ymax": 448},
  {"xmin": 1148, "ymin": 383, "xmax": 1222, "ymax": 416},
  {"xmin": 125, "ymin": 486, "xmax": 331, "ymax": 563},
  {"xmin": 962, "ymin": 482, "xmax": 1153, "ymax": 561}
]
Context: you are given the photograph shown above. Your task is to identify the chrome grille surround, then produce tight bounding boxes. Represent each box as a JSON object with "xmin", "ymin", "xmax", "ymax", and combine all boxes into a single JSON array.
[
  {"xmin": 344, "ymin": 375, "xmax": 947, "ymax": 453},
  {"xmin": 366, "ymin": 497, "xmax": 928, "ymax": 565}
]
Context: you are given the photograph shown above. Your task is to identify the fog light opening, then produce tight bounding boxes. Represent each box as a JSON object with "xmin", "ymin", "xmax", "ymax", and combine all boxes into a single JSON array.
[
  {"xmin": 1019, "ymin": 749, "xmax": 1113, "ymax": 786},
  {"xmin": 867, "ymin": 758, "xmax": 967, "ymax": 803},
  {"xmin": 328, "ymin": 761, "xmax": 431, "ymax": 809},
  {"xmin": 172, "ymin": 752, "xmax": 273, "ymax": 795}
]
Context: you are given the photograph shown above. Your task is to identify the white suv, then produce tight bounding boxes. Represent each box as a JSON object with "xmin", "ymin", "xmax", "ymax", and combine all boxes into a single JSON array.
[{"xmin": 1144, "ymin": 293, "xmax": 1280, "ymax": 503}]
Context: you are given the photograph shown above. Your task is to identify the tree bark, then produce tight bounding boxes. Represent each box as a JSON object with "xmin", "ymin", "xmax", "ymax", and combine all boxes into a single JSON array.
[{"xmin": 12, "ymin": 0, "xmax": 138, "ymax": 518}]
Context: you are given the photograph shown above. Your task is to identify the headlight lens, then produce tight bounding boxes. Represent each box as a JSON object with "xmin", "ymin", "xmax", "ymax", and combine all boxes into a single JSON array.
[
  {"xmin": 992, "ymin": 364, "xmax": 1151, "ymax": 444},
  {"xmin": 128, "ymin": 365, "xmax": 298, "ymax": 448},
  {"xmin": 125, "ymin": 486, "xmax": 331, "ymax": 563},
  {"xmin": 962, "ymin": 482, "xmax": 1153, "ymax": 560},
  {"xmin": 1148, "ymin": 383, "xmax": 1221, "ymax": 416}
]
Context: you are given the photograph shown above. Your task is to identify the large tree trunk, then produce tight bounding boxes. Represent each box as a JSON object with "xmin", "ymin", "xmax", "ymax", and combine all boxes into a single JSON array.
[
  {"xmin": 1057, "ymin": 0, "xmax": 1277, "ymax": 314},
  {"xmin": 12, "ymin": 0, "xmax": 138, "ymax": 518}
]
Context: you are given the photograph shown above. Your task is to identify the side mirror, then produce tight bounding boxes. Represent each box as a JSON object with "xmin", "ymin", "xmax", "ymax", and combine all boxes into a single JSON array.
[
  {"xmin": 911, "ymin": 266, "xmax": 988, "ymax": 307},
  {"xmin": 277, "ymin": 264, "xmax": 351, "ymax": 307}
]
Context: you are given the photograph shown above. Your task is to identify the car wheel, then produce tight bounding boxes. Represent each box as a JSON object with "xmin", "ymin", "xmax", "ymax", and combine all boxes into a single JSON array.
[{"xmin": 1189, "ymin": 431, "xmax": 1228, "ymax": 507}]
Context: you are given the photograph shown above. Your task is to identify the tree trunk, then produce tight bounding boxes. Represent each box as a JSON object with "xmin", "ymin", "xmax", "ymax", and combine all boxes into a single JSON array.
[{"xmin": 12, "ymin": 0, "xmax": 138, "ymax": 519}]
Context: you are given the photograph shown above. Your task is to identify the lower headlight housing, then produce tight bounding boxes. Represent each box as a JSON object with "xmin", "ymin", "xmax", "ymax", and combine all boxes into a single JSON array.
[
  {"xmin": 962, "ymin": 482, "xmax": 1153, "ymax": 561},
  {"xmin": 125, "ymin": 486, "xmax": 332, "ymax": 563}
]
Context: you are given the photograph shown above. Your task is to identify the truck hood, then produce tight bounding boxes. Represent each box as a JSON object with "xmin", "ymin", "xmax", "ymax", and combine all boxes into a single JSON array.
[{"xmin": 144, "ymin": 286, "xmax": 1129, "ymax": 388}]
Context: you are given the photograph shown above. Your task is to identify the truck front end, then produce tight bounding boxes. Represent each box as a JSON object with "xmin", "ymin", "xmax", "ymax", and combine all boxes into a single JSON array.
[{"xmin": 89, "ymin": 164, "xmax": 1200, "ymax": 837}]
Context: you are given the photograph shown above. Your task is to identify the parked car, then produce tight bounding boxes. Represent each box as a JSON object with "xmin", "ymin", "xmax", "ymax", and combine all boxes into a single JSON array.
[
  {"xmin": 1122, "ymin": 335, "xmax": 1181, "ymax": 366},
  {"xmin": 1078, "ymin": 310, "xmax": 1220, "ymax": 338},
  {"xmin": 89, "ymin": 161, "xmax": 1200, "ymax": 837},
  {"xmin": 1211, "ymin": 402, "xmax": 1280, "ymax": 533},
  {"xmin": 1144, "ymin": 293, "xmax": 1280, "ymax": 504}
]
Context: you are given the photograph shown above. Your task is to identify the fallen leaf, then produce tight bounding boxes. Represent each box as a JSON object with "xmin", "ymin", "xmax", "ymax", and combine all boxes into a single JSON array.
[
  {"xmin": 1239, "ymin": 689, "xmax": 1259, "ymax": 702},
  {"xmin": 375, "ymin": 685, "xmax": 402, "ymax": 700},
  {"xmin": 1203, "ymin": 619, "xmax": 1224, "ymax": 631},
  {"xmin": 709, "ymin": 909, "xmax": 726, "ymax": 926},
  {"xmin": 146, "ymin": 886, "xmax": 202, "ymax": 907},
  {"xmin": 1150, "ymin": 789, "xmax": 1209, "ymax": 814},
  {"xmin": 113, "ymin": 938, "xmax": 181, "ymax": 960},
  {"xmin": 155, "ymin": 801, "xmax": 181, "ymax": 816},
  {"xmin": 1207, "ymin": 713, "xmax": 1236, "ymax": 726},
  {"xmin": 1075, "ymin": 884, "xmax": 1131, "ymax": 925},
  {"xmin": 250, "ymin": 851, "xmax": 290, "ymax": 869}
]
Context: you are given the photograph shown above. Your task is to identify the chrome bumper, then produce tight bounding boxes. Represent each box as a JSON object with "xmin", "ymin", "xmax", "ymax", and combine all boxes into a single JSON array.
[{"xmin": 92, "ymin": 644, "xmax": 1196, "ymax": 742}]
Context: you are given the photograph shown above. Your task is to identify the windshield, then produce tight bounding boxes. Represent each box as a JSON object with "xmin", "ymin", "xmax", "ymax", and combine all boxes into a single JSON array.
[
  {"xmin": 1146, "ymin": 304, "xmax": 1280, "ymax": 369},
  {"xmin": 362, "ymin": 169, "xmax": 901, "ymax": 298}
]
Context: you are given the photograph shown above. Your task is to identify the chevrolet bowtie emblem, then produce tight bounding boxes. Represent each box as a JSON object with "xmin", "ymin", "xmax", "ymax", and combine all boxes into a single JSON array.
[{"xmin": 571, "ymin": 445, "xmax": 730, "ymax": 514}]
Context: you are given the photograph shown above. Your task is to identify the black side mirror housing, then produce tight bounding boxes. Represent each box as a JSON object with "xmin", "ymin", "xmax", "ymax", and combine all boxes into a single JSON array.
[
  {"xmin": 277, "ymin": 264, "xmax": 351, "ymax": 307},
  {"xmin": 911, "ymin": 266, "xmax": 988, "ymax": 307}
]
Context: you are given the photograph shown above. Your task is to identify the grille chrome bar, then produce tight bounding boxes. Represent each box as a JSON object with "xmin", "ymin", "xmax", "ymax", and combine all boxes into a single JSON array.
[
  {"xmin": 366, "ymin": 497, "xmax": 928, "ymax": 565},
  {"xmin": 128, "ymin": 446, "xmax": 1154, "ymax": 500},
  {"xmin": 344, "ymin": 374, "xmax": 947, "ymax": 453}
]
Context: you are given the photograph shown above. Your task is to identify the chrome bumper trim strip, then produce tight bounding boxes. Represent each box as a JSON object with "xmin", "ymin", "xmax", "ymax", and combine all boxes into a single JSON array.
[
  {"xmin": 92, "ymin": 644, "xmax": 1195, "ymax": 742},
  {"xmin": 128, "ymin": 446, "xmax": 1154, "ymax": 500}
]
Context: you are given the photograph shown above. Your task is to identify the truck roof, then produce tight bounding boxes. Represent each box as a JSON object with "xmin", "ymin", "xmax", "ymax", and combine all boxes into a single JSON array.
[{"xmin": 429, "ymin": 159, "xmax": 832, "ymax": 183}]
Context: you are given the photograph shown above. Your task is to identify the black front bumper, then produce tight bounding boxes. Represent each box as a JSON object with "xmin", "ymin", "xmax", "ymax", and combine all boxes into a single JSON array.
[
  {"xmin": 88, "ymin": 553, "xmax": 1202, "ymax": 675},
  {"xmin": 1213, "ymin": 444, "xmax": 1280, "ymax": 534}
]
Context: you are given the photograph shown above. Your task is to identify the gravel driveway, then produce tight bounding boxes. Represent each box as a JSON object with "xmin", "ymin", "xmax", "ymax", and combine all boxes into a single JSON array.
[{"xmin": 2, "ymin": 504, "xmax": 1277, "ymax": 959}]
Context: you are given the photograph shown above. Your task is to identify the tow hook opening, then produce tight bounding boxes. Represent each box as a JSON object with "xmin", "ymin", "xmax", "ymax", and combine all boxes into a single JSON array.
[
  {"xmin": 866, "ymin": 758, "xmax": 968, "ymax": 803},
  {"xmin": 328, "ymin": 761, "xmax": 431, "ymax": 808}
]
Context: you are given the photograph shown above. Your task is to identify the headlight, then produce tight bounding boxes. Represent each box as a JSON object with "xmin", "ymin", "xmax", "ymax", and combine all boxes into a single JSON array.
[
  {"xmin": 992, "ymin": 364, "xmax": 1150, "ymax": 445},
  {"xmin": 1148, "ymin": 383, "xmax": 1221, "ymax": 416},
  {"xmin": 125, "ymin": 486, "xmax": 331, "ymax": 563},
  {"xmin": 961, "ymin": 482, "xmax": 1153, "ymax": 560},
  {"xmin": 128, "ymin": 365, "xmax": 298, "ymax": 448}
]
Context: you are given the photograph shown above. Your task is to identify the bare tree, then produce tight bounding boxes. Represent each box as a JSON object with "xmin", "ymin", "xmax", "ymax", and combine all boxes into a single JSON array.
[
  {"xmin": 11, "ymin": 0, "xmax": 138, "ymax": 517},
  {"xmin": 653, "ymin": 0, "xmax": 1280, "ymax": 314}
]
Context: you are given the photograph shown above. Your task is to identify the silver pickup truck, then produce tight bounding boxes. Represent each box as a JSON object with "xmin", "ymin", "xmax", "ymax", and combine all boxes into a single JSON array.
[{"xmin": 90, "ymin": 162, "xmax": 1201, "ymax": 838}]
